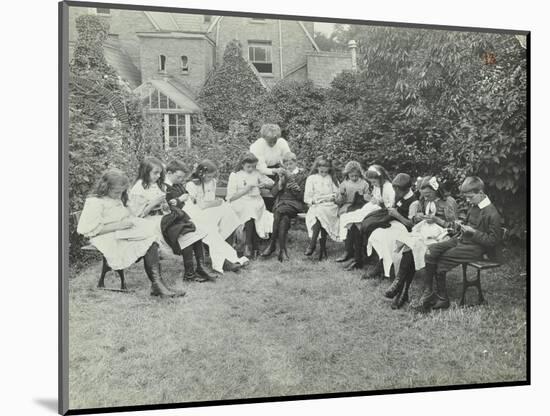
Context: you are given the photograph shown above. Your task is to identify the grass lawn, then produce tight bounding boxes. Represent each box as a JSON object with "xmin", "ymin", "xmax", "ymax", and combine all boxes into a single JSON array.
[{"xmin": 68, "ymin": 229, "xmax": 527, "ymax": 410}]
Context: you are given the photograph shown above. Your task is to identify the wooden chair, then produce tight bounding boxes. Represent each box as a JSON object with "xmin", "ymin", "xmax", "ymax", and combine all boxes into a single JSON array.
[{"xmin": 71, "ymin": 211, "xmax": 128, "ymax": 291}]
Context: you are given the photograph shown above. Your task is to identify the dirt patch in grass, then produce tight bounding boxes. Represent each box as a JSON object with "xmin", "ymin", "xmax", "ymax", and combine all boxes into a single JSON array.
[{"xmin": 68, "ymin": 230, "xmax": 527, "ymax": 409}]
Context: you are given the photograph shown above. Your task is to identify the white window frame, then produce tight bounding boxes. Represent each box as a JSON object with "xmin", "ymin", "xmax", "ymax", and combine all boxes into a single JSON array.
[
  {"xmin": 181, "ymin": 55, "xmax": 189, "ymax": 74},
  {"xmin": 159, "ymin": 55, "xmax": 167, "ymax": 73},
  {"xmin": 248, "ymin": 41, "xmax": 273, "ymax": 74},
  {"xmin": 163, "ymin": 113, "xmax": 191, "ymax": 149}
]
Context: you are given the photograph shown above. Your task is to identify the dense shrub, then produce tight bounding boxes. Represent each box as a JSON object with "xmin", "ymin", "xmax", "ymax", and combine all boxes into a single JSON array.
[{"xmin": 198, "ymin": 40, "xmax": 266, "ymax": 131}]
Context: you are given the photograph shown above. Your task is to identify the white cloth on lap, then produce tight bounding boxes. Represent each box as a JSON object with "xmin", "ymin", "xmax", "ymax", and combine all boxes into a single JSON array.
[
  {"xmin": 185, "ymin": 180, "xmax": 241, "ymax": 240},
  {"xmin": 304, "ymin": 174, "xmax": 340, "ymax": 241},
  {"xmin": 338, "ymin": 202, "xmax": 381, "ymax": 240},
  {"xmin": 77, "ymin": 197, "xmax": 158, "ymax": 271},
  {"xmin": 367, "ymin": 221, "xmax": 408, "ymax": 277},
  {"xmin": 393, "ymin": 220, "xmax": 450, "ymax": 272},
  {"xmin": 226, "ymin": 170, "xmax": 274, "ymax": 239}
]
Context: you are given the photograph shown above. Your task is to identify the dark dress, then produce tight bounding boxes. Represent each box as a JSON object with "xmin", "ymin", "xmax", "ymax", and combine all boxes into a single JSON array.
[{"xmin": 271, "ymin": 168, "xmax": 307, "ymax": 217}]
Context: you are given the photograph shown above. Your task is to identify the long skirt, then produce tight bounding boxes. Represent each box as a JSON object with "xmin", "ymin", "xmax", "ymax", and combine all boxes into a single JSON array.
[
  {"xmin": 305, "ymin": 202, "xmax": 340, "ymax": 241},
  {"xmin": 182, "ymin": 207, "xmax": 248, "ymax": 273},
  {"xmin": 92, "ymin": 216, "xmax": 205, "ymax": 270},
  {"xmin": 367, "ymin": 221, "xmax": 408, "ymax": 277},
  {"xmin": 185, "ymin": 202, "xmax": 241, "ymax": 240},
  {"xmin": 230, "ymin": 195, "xmax": 273, "ymax": 239},
  {"xmin": 393, "ymin": 220, "xmax": 450, "ymax": 273},
  {"xmin": 338, "ymin": 202, "xmax": 381, "ymax": 240}
]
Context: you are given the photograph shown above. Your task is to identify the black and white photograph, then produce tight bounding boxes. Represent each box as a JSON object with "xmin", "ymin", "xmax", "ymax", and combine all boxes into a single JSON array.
[{"xmin": 58, "ymin": 1, "xmax": 529, "ymax": 413}]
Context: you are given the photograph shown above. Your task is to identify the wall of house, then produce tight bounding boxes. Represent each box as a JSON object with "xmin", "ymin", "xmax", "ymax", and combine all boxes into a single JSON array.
[
  {"xmin": 138, "ymin": 36, "xmax": 214, "ymax": 95},
  {"xmin": 214, "ymin": 17, "xmax": 316, "ymax": 87},
  {"xmin": 306, "ymin": 52, "xmax": 353, "ymax": 88}
]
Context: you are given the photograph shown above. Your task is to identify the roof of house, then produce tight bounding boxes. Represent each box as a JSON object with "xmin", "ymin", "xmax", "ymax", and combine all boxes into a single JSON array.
[
  {"xmin": 144, "ymin": 11, "xmax": 209, "ymax": 33},
  {"xmin": 134, "ymin": 78, "xmax": 202, "ymax": 113},
  {"xmin": 103, "ymin": 42, "xmax": 141, "ymax": 88}
]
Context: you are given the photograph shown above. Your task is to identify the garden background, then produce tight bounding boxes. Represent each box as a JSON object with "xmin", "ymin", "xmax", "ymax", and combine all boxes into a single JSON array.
[{"xmin": 68, "ymin": 15, "xmax": 527, "ymax": 266}]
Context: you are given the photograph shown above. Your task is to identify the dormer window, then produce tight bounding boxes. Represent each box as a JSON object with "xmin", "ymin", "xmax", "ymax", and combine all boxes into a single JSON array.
[
  {"xmin": 159, "ymin": 55, "xmax": 166, "ymax": 73},
  {"xmin": 181, "ymin": 56, "xmax": 189, "ymax": 74}
]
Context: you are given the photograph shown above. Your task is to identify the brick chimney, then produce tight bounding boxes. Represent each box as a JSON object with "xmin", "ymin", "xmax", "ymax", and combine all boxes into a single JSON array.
[{"xmin": 348, "ymin": 40, "xmax": 358, "ymax": 72}]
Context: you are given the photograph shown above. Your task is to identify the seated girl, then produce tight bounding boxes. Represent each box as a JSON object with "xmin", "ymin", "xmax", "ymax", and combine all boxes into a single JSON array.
[
  {"xmin": 127, "ymin": 157, "xmax": 217, "ymax": 282},
  {"xmin": 339, "ymin": 165, "xmax": 394, "ymax": 271},
  {"xmin": 389, "ymin": 176, "xmax": 457, "ymax": 309},
  {"xmin": 77, "ymin": 168, "xmax": 183, "ymax": 297},
  {"xmin": 185, "ymin": 160, "xmax": 241, "ymax": 242},
  {"xmin": 261, "ymin": 152, "xmax": 307, "ymax": 262},
  {"xmin": 334, "ymin": 161, "xmax": 370, "ymax": 263},
  {"xmin": 129, "ymin": 157, "xmax": 245, "ymax": 276},
  {"xmin": 363, "ymin": 173, "xmax": 419, "ymax": 281},
  {"xmin": 304, "ymin": 156, "xmax": 340, "ymax": 260},
  {"xmin": 226, "ymin": 152, "xmax": 274, "ymax": 258}
]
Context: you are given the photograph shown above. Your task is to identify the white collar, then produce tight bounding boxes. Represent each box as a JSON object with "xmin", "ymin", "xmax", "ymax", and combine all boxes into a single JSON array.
[
  {"xmin": 478, "ymin": 196, "xmax": 491, "ymax": 209},
  {"xmin": 403, "ymin": 190, "xmax": 414, "ymax": 200},
  {"xmin": 164, "ymin": 178, "xmax": 173, "ymax": 186}
]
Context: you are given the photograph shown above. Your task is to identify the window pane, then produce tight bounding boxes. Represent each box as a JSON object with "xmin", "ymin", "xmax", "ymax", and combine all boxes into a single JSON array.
[
  {"xmin": 254, "ymin": 47, "xmax": 266, "ymax": 62},
  {"xmin": 253, "ymin": 62, "xmax": 272, "ymax": 74},
  {"xmin": 168, "ymin": 114, "xmax": 176, "ymax": 125},
  {"xmin": 169, "ymin": 126, "xmax": 177, "ymax": 136},
  {"xmin": 159, "ymin": 93, "xmax": 168, "ymax": 109},
  {"xmin": 150, "ymin": 90, "xmax": 159, "ymax": 108},
  {"xmin": 177, "ymin": 114, "xmax": 186, "ymax": 126},
  {"xmin": 169, "ymin": 136, "xmax": 178, "ymax": 148},
  {"xmin": 248, "ymin": 47, "xmax": 254, "ymax": 61},
  {"xmin": 177, "ymin": 125, "xmax": 186, "ymax": 139}
]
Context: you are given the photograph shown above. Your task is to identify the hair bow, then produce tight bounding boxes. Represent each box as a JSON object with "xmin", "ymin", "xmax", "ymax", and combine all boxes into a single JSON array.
[{"xmin": 429, "ymin": 176, "xmax": 439, "ymax": 190}]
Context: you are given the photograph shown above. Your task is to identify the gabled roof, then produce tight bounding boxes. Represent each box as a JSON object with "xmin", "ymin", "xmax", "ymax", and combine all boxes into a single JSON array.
[
  {"xmin": 134, "ymin": 78, "xmax": 201, "ymax": 113},
  {"xmin": 103, "ymin": 43, "xmax": 141, "ymax": 88},
  {"xmin": 144, "ymin": 11, "xmax": 179, "ymax": 31}
]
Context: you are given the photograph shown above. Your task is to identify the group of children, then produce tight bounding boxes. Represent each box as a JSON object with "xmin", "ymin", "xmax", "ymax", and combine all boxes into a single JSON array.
[{"xmin": 77, "ymin": 129, "xmax": 502, "ymax": 312}]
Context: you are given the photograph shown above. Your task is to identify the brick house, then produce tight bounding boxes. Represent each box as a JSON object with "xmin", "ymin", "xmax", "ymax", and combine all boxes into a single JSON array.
[{"xmin": 68, "ymin": 6, "xmax": 356, "ymax": 148}]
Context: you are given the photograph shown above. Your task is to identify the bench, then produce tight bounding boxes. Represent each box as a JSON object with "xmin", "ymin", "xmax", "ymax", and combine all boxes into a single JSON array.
[{"xmin": 458, "ymin": 227, "xmax": 509, "ymax": 306}]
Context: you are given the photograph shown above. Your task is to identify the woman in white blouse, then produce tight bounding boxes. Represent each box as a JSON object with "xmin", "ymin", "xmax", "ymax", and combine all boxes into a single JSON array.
[{"xmin": 77, "ymin": 169, "xmax": 183, "ymax": 297}]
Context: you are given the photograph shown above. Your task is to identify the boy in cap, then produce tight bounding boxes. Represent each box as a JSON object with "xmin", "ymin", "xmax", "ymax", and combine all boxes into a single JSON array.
[{"xmin": 414, "ymin": 176, "xmax": 502, "ymax": 312}]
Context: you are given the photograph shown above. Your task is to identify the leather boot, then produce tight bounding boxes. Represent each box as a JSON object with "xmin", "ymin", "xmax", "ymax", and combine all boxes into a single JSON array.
[
  {"xmin": 182, "ymin": 251, "xmax": 198, "ymax": 282},
  {"xmin": 261, "ymin": 238, "xmax": 277, "ymax": 257},
  {"xmin": 392, "ymin": 269, "xmax": 415, "ymax": 309},
  {"xmin": 432, "ymin": 272, "xmax": 450, "ymax": 310},
  {"xmin": 413, "ymin": 265, "xmax": 437, "ymax": 312},
  {"xmin": 385, "ymin": 251, "xmax": 413, "ymax": 298},
  {"xmin": 336, "ymin": 231, "xmax": 353, "ymax": 262},
  {"xmin": 243, "ymin": 220, "xmax": 255, "ymax": 259},
  {"xmin": 144, "ymin": 244, "xmax": 184, "ymax": 297},
  {"xmin": 318, "ymin": 229, "xmax": 328, "ymax": 260},
  {"xmin": 305, "ymin": 221, "xmax": 321, "ymax": 256},
  {"xmin": 223, "ymin": 259, "xmax": 241, "ymax": 272},
  {"xmin": 194, "ymin": 242, "xmax": 217, "ymax": 282},
  {"xmin": 277, "ymin": 216, "xmax": 290, "ymax": 262}
]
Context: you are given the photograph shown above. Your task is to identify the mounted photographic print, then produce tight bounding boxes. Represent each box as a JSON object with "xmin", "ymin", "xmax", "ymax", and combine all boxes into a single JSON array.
[{"xmin": 59, "ymin": 1, "xmax": 530, "ymax": 414}]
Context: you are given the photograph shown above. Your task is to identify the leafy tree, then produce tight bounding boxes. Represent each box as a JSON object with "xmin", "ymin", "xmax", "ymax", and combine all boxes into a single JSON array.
[{"xmin": 198, "ymin": 40, "xmax": 266, "ymax": 131}]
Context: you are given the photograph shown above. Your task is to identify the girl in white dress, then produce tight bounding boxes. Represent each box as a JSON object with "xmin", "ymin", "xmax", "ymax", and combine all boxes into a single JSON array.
[
  {"xmin": 129, "ymin": 157, "xmax": 246, "ymax": 275},
  {"xmin": 185, "ymin": 160, "xmax": 241, "ymax": 241},
  {"xmin": 304, "ymin": 156, "xmax": 340, "ymax": 260},
  {"xmin": 226, "ymin": 152, "xmax": 274, "ymax": 258},
  {"xmin": 77, "ymin": 169, "xmax": 183, "ymax": 297}
]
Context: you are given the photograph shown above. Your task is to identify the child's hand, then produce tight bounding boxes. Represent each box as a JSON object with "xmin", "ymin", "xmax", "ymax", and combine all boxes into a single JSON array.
[
  {"xmin": 387, "ymin": 207, "xmax": 399, "ymax": 218},
  {"xmin": 461, "ymin": 224, "xmax": 476, "ymax": 234},
  {"xmin": 168, "ymin": 199, "xmax": 177, "ymax": 206},
  {"xmin": 425, "ymin": 215, "xmax": 436, "ymax": 224}
]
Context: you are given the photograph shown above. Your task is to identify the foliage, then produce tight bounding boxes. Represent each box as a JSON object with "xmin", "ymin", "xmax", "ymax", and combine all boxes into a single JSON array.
[{"xmin": 198, "ymin": 40, "xmax": 267, "ymax": 131}]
